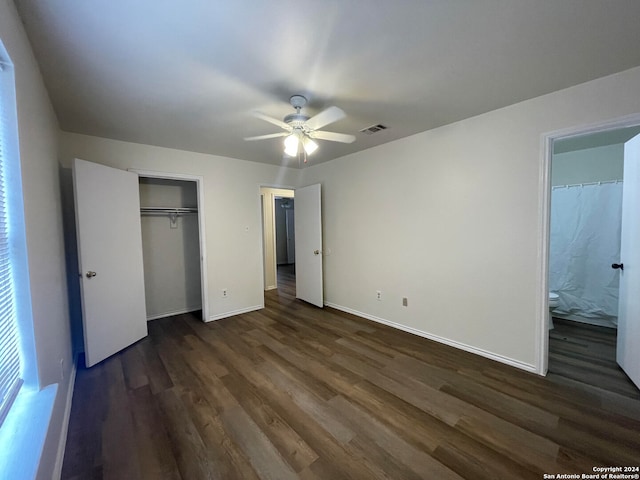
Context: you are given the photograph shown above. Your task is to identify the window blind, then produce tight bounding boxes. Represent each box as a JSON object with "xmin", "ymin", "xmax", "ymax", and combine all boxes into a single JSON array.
[{"xmin": 0, "ymin": 59, "xmax": 22, "ymax": 426}]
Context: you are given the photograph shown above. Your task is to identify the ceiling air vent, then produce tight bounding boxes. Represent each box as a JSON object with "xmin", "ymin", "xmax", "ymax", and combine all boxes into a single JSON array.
[{"xmin": 360, "ymin": 124, "xmax": 388, "ymax": 135}]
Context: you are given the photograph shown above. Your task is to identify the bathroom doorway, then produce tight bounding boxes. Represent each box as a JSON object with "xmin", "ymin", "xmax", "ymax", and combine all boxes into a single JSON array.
[{"xmin": 544, "ymin": 123, "xmax": 640, "ymax": 395}]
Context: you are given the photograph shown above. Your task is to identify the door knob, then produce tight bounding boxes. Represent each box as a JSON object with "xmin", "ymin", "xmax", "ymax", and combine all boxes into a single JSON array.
[
  {"xmin": 611, "ymin": 263, "xmax": 624, "ymax": 271},
  {"xmin": 86, "ymin": 271, "xmax": 97, "ymax": 278}
]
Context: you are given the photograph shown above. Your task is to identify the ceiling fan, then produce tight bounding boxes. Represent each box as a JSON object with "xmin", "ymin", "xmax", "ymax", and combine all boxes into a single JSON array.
[{"xmin": 244, "ymin": 95, "xmax": 355, "ymax": 161}]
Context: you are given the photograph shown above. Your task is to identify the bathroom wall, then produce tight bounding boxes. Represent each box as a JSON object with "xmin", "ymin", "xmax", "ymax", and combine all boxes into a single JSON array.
[{"xmin": 551, "ymin": 144, "xmax": 623, "ymax": 185}]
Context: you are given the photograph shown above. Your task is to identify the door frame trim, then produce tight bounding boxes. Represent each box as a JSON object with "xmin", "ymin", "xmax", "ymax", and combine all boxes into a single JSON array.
[
  {"xmin": 130, "ymin": 169, "xmax": 209, "ymax": 322},
  {"xmin": 537, "ymin": 113, "xmax": 640, "ymax": 375}
]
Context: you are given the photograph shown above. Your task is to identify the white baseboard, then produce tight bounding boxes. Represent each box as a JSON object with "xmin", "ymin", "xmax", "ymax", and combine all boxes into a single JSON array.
[
  {"xmin": 325, "ymin": 302, "xmax": 537, "ymax": 374},
  {"xmin": 207, "ymin": 304, "xmax": 264, "ymax": 322},
  {"xmin": 264, "ymin": 285, "xmax": 277, "ymax": 291},
  {"xmin": 554, "ymin": 313, "xmax": 617, "ymax": 329},
  {"xmin": 146, "ymin": 305, "xmax": 202, "ymax": 321},
  {"xmin": 52, "ymin": 352, "xmax": 78, "ymax": 480}
]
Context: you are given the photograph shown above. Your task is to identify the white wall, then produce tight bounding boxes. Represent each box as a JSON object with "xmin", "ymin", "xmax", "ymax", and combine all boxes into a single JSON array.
[
  {"xmin": 0, "ymin": 0, "xmax": 73, "ymax": 477},
  {"xmin": 552, "ymin": 144, "xmax": 624, "ymax": 186},
  {"xmin": 59, "ymin": 133, "xmax": 300, "ymax": 321},
  {"xmin": 300, "ymin": 66, "xmax": 640, "ymax": 372},
  {"xmin": 139, "ymin": 178, "xmax": 202, "ymax": 319}
]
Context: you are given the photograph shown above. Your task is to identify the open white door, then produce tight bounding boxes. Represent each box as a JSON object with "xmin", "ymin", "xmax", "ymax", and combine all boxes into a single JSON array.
[
  {"xmin": 617, "ymin": 133, "xmax": 640, "ymax": 389},
  {"xmin": 73, "ymin": 158, "xmax": 148, "ymax": 367},
  {"xmin": 295, "ymin": 184, "xmax": 323, "ymax": 307}
]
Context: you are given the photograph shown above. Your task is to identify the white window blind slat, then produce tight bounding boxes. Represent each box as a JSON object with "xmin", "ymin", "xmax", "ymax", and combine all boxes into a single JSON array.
[{"xmin": 0, "ymin": 58, "xmax": 22, "ymax": 427}]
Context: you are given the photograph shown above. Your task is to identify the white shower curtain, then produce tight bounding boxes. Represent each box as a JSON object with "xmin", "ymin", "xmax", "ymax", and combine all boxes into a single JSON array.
[{"xmin": 549, "ymin": 181, "xmax": 622, "ymax": 323}]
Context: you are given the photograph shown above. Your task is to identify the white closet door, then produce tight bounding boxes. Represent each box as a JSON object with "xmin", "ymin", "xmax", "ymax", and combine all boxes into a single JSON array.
[{"xmin": 73, "ymin": 158, "xmax": 147, "ymax": 367}]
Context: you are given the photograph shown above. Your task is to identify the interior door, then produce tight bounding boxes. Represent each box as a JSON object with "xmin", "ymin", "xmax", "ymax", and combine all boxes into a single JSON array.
[
  {"xmin": 73, "ymin": 158, "xmax": 148, "ymax": 367},
  {"xmin": 295, "ymin": 184, "xmax": 323, "ymax": 307},
  {"xmin": 617, "ymin": 133, "xmax": 640, "ymax": 389}
]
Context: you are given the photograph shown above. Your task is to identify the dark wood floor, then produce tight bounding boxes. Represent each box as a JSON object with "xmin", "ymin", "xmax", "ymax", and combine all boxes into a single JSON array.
[
  {"xmin": 548, "ymin": 318, "xmax": 639, "ymax": 398},
  {"xmin": 62, "ymin": 274, "xmax": 640, "ymax": 479}
]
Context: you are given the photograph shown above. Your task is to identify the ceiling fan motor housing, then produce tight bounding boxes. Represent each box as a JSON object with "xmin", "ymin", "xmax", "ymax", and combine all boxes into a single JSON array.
[
  {"xmin": 284, "ymin": 113, "xmax": 310, "ymax": 127},
  {"xmin": 286, "ymin": 95, "xmax": 310, "ymax": 128}
]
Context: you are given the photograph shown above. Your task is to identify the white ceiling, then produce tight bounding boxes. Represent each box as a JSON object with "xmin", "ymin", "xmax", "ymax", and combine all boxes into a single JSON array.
[{"xmin": 14, "ymin": 0, "xmax": 640, "ymax": 168}]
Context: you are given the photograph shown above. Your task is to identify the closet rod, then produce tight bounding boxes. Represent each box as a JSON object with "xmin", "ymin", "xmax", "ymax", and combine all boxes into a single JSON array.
[{"xmin": 140, "ymin": 207, "xmax": 198, "ymax": 215}]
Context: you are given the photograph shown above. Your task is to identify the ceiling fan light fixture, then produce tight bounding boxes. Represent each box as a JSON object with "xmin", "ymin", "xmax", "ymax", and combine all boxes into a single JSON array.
[
  {"xmin": 303, "ymin": 137, "xmax": 318, "ymax": 155},
  {"xmin": 247, "ymin": 95, "xmax": 353, "ymax": 161},
  {"xmin": 284, "ymin": 134, "xmax": 299, "ymax": 156}
]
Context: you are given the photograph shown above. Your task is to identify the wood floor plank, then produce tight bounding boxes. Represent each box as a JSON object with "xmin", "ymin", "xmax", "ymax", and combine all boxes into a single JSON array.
[
  {"xmin": 328, "ymin": 395, "xmax": 464, "ymax": 480},
  {"xmin": 183, "ymin": 333, "xmax": 229, "ymax": 377},
  {"xmin": 221, "ymin": 350, "xmax": 381, "ymax": 479},
  {"xmin": 433, "ymin": 437, "xmax": 541, "ymax": 480},
  {"xmin": 128, "ymin": 385, "xmax": 182, "ymax": 480},
  {"xmin": 220, "ymin": 372, "xmax": 319, "ymax": 473},
  {"xmin": 155, "ymin": 388, "xmax": 216, "ymax": 480},
  {"xmin": 549, "ymin": 319, "xmax": 640, "ymax": 398},
  {"xmin": 178, "ymin": 386, "xmax": 260, "ymax": 480},
  {"xmin": 120, "ymin": 342, "xmax": 150, "ymax": 391},
  {"xmin": 101, "ymin": 357, "xmax": 143, "ymax": 480},
  {"xmin": 256, "ymin": 362, "xmax": 355, "ymax": 444},
  {"xmin": 220, "ymin": 404, "xmax": 300, "ymax": 480},
  {"xmin": 62, "ymin": 267, "xmax": 640, "ymax": 479},
  {"xmin": 60, "ymin": 360, "xmax": 108, "ymax": 479},
  {"xmin": 438, "ymin": 375, "xmax": 560, "ymax": 431},
  {"xmin": 344, "ymin": 352, "xmax": 564, "ymax": 473},
  {"xmin": 250, "ymin": 332, "xmax": 339, "ymax": 401},
  {"xmin": 347, "ymin": 433, "xmax": 427, "ymax": 480},
  {"xmin": 136, "ymin": 336, "xmax": 174, "ymax": 394}
]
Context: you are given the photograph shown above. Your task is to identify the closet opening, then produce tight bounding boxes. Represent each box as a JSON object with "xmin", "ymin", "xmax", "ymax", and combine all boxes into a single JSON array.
[{"xmin": 137, "ymin": 172, "xmax": 208, "ymax": 321}]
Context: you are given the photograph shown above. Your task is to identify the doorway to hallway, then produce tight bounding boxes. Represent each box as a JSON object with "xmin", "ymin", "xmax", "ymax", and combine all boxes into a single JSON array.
[{"xmin": 260, "ymin": 187, "xmax": 295, "ymax": 294}]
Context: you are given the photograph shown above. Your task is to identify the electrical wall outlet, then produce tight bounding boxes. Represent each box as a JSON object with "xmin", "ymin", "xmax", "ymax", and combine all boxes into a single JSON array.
[
  {"xmin": 222, "ymin": 288, "xmax": 228, "ymax": 298},
  {"xmin": 402, "ymin": 297, "xmax": 408, "ymax": 307},
  {"xmin": 376, "ymin": 290, "xmax": 382, "ymax": 301}
]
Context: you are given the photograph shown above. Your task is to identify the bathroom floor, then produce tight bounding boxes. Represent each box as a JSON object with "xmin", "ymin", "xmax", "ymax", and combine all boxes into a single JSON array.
[{"xmin": 548, "ymin": 318, "xmax": 639, "ymax": 399}]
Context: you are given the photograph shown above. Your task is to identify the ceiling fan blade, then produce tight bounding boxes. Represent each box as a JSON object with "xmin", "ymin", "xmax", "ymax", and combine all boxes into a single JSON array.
[
  {"xmin": 305, "ymin": 106, "xmax": 346, "ymax": 130},
  {"xmin": 244, "ymin": 132, "xmax": 289, "ymax": 141},
  {"xmin": 310, "ymin": 130, "xmax": 356, "ymax": 144},
  {"xmin": 252, "ymin": 111, "xmax": 292, "ymax": 131}
]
